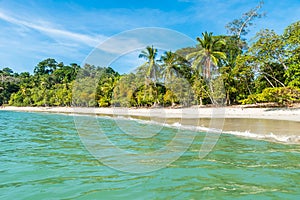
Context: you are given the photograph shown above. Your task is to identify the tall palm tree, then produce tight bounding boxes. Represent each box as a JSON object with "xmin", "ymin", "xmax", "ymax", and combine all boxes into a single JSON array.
[
  {"xmin": 187, "ymin": 32, "xmax": 226, "ymax": 79},
  {"xmin": 138, "ymin": 46, "xmax": 160, "ymax": 106},
  {"xmin": 187, "ymin": 32, "xmax": 226, "ymax": 105},
  {"xmin": 138, "ymin": 46, "xmax": 159, "ymax": 83}
]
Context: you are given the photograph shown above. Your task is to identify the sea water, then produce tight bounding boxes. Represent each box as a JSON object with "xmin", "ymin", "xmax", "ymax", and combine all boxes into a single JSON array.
[{"xmin": 0, "ymin": 111, "xmax": 299, "ymax": 199}]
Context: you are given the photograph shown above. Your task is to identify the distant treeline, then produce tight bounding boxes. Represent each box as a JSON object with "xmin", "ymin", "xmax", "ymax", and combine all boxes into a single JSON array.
[{"xmin": 1, "ymin": 18, "xmax": 299, "ymax": 107}]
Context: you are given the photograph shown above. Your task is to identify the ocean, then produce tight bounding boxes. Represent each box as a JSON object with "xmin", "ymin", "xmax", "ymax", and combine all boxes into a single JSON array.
[{"xmin": 0, "ymin": 111, "xmax": 299, "ymax": 199}]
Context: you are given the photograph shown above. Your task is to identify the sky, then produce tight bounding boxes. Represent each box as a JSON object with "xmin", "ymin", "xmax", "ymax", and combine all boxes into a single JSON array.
[{"xmin": 0, "ymin": 0, "xmax": 299, "ymax": 74}]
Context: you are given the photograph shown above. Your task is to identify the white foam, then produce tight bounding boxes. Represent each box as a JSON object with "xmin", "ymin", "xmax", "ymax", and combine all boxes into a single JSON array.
[
  {"xmin": 91, "ymin": 115, "xmax": 300, "ymax": 144},
  {"xmin": 224, "ymin": 130, "xmax": 300, "ymax": 144}
]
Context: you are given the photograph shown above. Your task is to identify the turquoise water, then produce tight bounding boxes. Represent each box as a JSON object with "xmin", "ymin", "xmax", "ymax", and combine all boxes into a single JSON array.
[{"xmin": 0, "ymin": 111, "xmax": 300, "ymax": 199}]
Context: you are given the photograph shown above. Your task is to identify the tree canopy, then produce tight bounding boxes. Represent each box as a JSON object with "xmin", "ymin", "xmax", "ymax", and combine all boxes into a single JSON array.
[{"xmin": 1, "ymin": 16, "xmax": 299, "ymax": 107}]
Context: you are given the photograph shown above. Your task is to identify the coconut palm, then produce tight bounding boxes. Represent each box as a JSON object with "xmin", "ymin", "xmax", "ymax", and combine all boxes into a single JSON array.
[
  {"xmin": 160, "ymin": 51, "xmax": 181, "ymax": 82},
  {"xmin": 138, "ymin": 45, "xmax": 159, "ymax": 83},
  {"xmin": 187, "ymin": 32, "xmax": 226, "ymax": 79},
  {"xmin": 138, "ymin": 46, "xmax": 160, "ymax": 106},
  {"xmin": 186, "ymin": 32, "xmax": 227, "ymax": 105}
]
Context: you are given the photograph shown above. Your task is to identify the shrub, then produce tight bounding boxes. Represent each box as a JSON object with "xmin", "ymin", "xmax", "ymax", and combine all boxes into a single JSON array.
[{"xmin": 240, "ymin": 87, "xmax": 300, "ymax": 105}]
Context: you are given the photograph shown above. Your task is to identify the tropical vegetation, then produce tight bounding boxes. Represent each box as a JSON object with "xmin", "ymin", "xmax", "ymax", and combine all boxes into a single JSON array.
[{"xmin": 1, "ymin": 5, "xmax": 299, "ymax": 107}]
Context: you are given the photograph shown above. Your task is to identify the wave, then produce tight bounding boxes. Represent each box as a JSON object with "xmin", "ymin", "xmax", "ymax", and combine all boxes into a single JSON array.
[
  {"xmin": 167, "ymin": 121, "xmax": 300, "ymax": 144},
  {"xmin": 76, "ymin": 114, "xmax": 300, "ymax": 144},
  {"xmin": 224, "ymin": 130, "xmax": 300, "ymax": 144}
]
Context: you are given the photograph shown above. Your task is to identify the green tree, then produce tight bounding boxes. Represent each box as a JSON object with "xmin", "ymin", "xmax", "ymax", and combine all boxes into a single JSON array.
[
  {"xmin": 284, "ymin": 21, "xmax": 300, "ymax": 87},
  {"xmin": 186, "ymin": 32, "xmax": 226, "ymax": 79},
  {"xmin": 139, "ymin": 46, "xmax": 159, "ymax": 82},
  {"xmin": 138, "ymin": 46, "xmax": 161, "ymax": 105},
  {"xmin": 243, "ymin": 29, "xmax": 287, "ymax": 91},
  {"xmin": 160, "ymin": 51, "xmax": 181, "ymax": 81},
  {"xmin": 234, "ymin": 54, "xmax": 255, "ymax": 101},
  {"xmin": 96, "ymin": 67, "xmax": 119, "ymax": 107},
  {"xmin": 113, "ymin": 73, "xmax": 138, "ymax": 107},
  {"xmin": 215, "ymin": 35, "xmax": 243, "ymax": 105},
  {"xmin": 186, "ymin": 32, "xmax": 226, "ymax": 104},
  {"xmin": 0, "ymin": 67, "xmax": 19, "ymax": 105},
  {"xmin": 34, "ymin": 58, "xmax": 58, "ymax": 76}
]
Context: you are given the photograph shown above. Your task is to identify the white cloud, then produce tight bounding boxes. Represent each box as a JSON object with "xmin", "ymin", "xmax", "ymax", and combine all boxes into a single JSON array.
[
  {"xmin": 0, "ymin": 0, "xmax": 299, "ymax": 73},
  {"xmin": 0, "ymin": 10, "xmax": 106, "ymax": 47}
]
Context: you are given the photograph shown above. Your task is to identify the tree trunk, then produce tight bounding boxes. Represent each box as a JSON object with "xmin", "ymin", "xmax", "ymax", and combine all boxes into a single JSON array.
[
  {"xmin": 226, "ymin": 90, "xmax": 230, "ymax": 106},
  {"xmin": 206, "ymin": 59, "xmax": 211, "ymax": 78},
  {"xmin": 199, "ymin": 96, "xmax": 203, "ymax": 106},
  {"xmin": 208, "ymin": 81, "xmax": 215, "ymax": 104},
  {"xmin": 264, "ymin": 75, "xmax": 275, "ymax": 88}
]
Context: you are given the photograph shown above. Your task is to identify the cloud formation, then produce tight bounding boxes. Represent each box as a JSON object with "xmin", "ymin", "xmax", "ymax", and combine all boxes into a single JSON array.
[
  {"xmin": 0, "ymin": 10, "xmax": 105, "ymax": 47},
  {"xmin": 0, "ymin": 0, "xmax": 299, "ymax": 73}
]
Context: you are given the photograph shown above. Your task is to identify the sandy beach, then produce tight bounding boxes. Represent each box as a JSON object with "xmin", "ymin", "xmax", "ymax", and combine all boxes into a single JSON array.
[{"xmin": 1, "ymin": 106, "xmax": 300, "ymax": 122}]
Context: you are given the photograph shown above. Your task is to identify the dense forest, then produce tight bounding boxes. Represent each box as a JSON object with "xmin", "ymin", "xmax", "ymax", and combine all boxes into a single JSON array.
[{"xmin": 1, "ymin": 5, "xmax": 299, "ymax": 107}]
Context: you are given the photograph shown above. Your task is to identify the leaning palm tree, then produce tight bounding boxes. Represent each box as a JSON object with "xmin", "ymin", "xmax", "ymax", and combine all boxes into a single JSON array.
[{"xmin": 187, "ymin": 32, "xmax": 226, "ymax": 79}]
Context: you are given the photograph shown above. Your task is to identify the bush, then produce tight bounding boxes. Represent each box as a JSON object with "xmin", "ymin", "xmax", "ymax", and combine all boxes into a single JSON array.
[{"xmin": 240, "ymin": 87, "xmax": 300, "ymax": 105}]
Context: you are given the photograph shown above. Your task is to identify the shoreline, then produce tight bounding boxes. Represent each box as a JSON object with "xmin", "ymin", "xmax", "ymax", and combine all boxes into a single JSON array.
[
  {"xmin": 1, "ymin": 106, "xmax": 300, "ymax": 144},
  {"xmin": 1, "ymin": 106, "xmax": 300, "ymax": 122}
]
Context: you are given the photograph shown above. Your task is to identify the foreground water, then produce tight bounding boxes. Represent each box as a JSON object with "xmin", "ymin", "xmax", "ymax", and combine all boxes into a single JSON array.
[{"xmin": 0, "ymin": 111, "xmax": 299, "ymax": 199}]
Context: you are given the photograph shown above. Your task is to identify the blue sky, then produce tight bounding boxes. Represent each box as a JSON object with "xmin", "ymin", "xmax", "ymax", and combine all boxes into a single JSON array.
[{"xmin": 0, "ymin": 0, "xmax": 299, "ymax": 74}]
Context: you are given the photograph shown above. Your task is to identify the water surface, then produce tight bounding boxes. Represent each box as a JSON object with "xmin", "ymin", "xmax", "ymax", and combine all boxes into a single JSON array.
[{"xmin": 0, "ymin": 111, "xmax": 299, "ymax": 199}]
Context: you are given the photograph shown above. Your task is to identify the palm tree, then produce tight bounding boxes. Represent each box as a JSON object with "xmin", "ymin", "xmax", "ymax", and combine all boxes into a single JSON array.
[
  {"xmin": 186, "ymin": 32, "xmax": 226, "ymax": 105},
  {"xmin": 160, "ymin": 51, "xmax": 180, "ymax": 82},
  {"xmin": 187, "ymin": 32, "xmax": 226, "ymax": 79},
  {"xmin": 138, "ymin": 46, "xmax": 160, "ymax": 106},
  {"xmin": 138, "ymin": 46, "xmax": 159, "ymax": 83},
  {"xmin": 160, "ymin": 51, "xmax": 181, "ymax": 106}
]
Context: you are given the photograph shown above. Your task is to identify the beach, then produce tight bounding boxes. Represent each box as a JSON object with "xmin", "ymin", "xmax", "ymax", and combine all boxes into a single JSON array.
[
  {"xmin": 1, "ymin": 105, "xmax": 300, "ymax": 121},
  {"xmin": 1, "ymin": 106, "xmax": 300, "ymax": 144}
]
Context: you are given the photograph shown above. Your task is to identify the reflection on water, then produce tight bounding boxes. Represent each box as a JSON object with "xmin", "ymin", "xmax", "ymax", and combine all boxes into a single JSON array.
[{"xmin": 0, "ymin": 111, "xmax": 299, "ymax": 199}]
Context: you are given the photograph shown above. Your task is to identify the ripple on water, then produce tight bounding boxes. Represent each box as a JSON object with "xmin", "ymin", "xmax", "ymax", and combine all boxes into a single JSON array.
[{"xmin": 0, "ymin": 111, "xmax": 299, "ymax": 199}]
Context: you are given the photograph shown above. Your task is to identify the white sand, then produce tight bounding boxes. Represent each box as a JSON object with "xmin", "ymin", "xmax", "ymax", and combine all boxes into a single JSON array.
[{"xmin": 1, "ymin": 106, "xmax": 300, "ymax": 122}]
